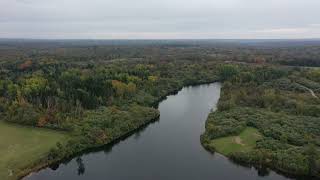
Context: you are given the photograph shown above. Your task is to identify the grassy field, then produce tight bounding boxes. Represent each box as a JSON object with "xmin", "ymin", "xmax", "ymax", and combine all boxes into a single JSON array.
[
  {"xmin": 209, "ymin": 127, "xmax": 262, "ymax": 155},
  {"xmin": 0, "ymin": 121, "xmax": 69, "ymax": 180}
]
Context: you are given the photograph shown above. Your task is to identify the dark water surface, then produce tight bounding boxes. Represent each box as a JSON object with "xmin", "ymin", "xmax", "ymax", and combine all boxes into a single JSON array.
[{"xmin": 25, "ymin": 83, "xmax": 292, "ymax": 180}]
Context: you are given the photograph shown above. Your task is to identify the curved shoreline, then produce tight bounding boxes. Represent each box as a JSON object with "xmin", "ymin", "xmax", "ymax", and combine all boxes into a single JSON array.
[
  {"xmin": 19, "ymin": 113, "xmax": 160, "ymax": 180},
  {"xmin": 201, "ymin": 111, "xmax": 319, "ymax": 179},
  {"xmin": 200, "ymin": 136, "xmax": 314, "ymax": 180},
  {"xmin": 19, "ymin": 79, "xmax": 219, "ymax": 180}
]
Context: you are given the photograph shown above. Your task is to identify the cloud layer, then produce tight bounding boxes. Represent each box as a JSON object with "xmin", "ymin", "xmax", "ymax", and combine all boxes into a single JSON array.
[{"xmin": 1, "ymin": 0, "xmax": 319, "ymax": 39}]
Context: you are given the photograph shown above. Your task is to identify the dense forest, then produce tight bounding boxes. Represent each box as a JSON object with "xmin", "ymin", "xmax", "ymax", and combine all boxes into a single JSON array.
[
  {"xmin": 201, "ymin": 64, "xmax": 320, "ymax": 178},
  {"xmin": 0, "ymin": 40, "xmax": 221, "ymax": 179},
  {"xmin": 0, "ymin": 39, "xmax": 320, "ymax": 179}
]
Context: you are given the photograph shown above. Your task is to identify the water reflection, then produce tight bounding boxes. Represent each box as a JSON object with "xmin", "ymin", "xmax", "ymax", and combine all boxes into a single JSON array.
[
  {"xmin": 26, "ymin": 83, "xmax": 295, "ymax": 180},
  {"xmin": 256, "ymin": 167, "xmax": 271, "ymax": 177},
  {"xmin": 76, "ymin": 157, "xmax": 85, "ymax": 175}
]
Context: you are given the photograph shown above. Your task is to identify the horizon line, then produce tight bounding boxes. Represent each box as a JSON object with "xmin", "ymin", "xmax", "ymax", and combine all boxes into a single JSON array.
[{"xmin": 1, "ymin": 37, "xmax": 320, "ymax": 41}]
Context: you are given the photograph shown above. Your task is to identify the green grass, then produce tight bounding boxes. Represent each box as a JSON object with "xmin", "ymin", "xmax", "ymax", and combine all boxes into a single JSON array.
[
  {"xmin": 0, "ymin": 121, "xmax": 69, "ymax": 180},
  {"xmin": 209, "ymin": 127, "xmax": 262, "ymax": 156}
]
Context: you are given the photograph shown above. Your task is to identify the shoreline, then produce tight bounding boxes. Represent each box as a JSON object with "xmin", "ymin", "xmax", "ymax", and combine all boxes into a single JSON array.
[
  {"xmin": 18, "ymin": 80, "xmax": 219, "ymax": 180},
  {"xmin": 19, "ymin": 113, "xmax": 160, "ymax": 180},
  {"xmin": 200, "ymin": 120, "xmax": 318, "ymax": 180}
]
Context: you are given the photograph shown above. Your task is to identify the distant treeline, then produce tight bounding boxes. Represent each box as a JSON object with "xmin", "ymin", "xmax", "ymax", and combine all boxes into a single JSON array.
[{"xmin": 1, "ymin": 39, "xmax": 320, "ymax": 67}]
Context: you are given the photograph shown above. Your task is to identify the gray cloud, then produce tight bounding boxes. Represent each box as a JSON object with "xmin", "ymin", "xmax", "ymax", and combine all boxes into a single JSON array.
[{"xmin": 0, "ymin": 0, "xmax": 319, "ymax": 39}]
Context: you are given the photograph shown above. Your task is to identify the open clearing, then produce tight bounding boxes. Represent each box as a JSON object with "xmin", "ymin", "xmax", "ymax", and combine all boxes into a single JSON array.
[
  {"xmin": 210, "ymin": 127, "xmax": 262, "ymax": 156},
  {"xmin": 0, "ymin": 121, "xmax": 69, "ymax": 180}
]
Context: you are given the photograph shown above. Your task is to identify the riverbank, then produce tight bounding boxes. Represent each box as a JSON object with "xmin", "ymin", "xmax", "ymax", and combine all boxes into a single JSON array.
[
  {"xmin": 201, "ymin": 109, "xmax": 320, "ymax": 179},
  {"xmin": 201, "ymin": 65, "xmax": 320, "ymax": 179},
  {"xmin": 16, "ymin": 106, "xmax": 159, "ymax": 180},
  {"xmin": 18, "ymin": 79, "xmax": 219, "ymax": 180},
  {"xmin": 26, "ymin": 82, "xmax": 295, "ymax": 180},
  {"xmin": 18, "ymin": 111, "xmax": 160, "ymax": 180}
]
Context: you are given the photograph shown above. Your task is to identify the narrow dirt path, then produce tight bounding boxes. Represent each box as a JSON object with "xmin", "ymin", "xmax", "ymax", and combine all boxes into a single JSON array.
[{"xmin": 298, "ymin": 84, "xmax": 319, "ymax": 99}]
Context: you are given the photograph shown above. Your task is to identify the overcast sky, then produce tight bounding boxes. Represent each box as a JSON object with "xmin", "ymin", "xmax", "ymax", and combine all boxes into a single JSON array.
[{"xmin": 1, "ymin": 0, "xmax": 320, "ymax": 39}]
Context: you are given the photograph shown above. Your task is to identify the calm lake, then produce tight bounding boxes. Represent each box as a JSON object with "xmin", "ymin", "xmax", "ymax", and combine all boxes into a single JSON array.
[{"xmin": 25, "ymin": 83, "xmax": 293, "ymax": 180}]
